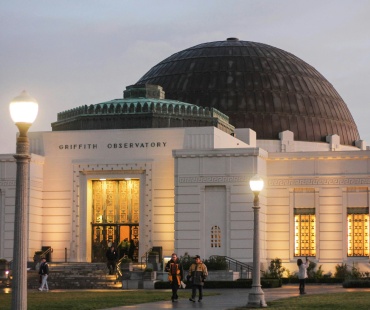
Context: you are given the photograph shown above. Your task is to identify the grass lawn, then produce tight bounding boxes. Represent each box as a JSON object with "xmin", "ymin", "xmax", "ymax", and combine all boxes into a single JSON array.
[
  {"xmin": 0, "ymin": 289, "xmax": 215, "ymax": 310},
  {"xmin": 235, "ymin": 292, "xmax": 370, "ymax": 309}
]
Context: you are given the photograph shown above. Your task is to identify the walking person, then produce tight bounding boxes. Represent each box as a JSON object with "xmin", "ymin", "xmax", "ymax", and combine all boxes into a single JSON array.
[
  {"xmin": 38, "ymin": 257, "xmax": 49, "ymax": 291},
  {"xmin": 106, "ymin": 244, "xmax": 118, "ymax": 275},
  {"xmin": 187, "ymin": 255, "xmax": 208, "ymax": 302},
  {"xmin": 165, "ymin": 253, "xmax": 183, "ymax": 302},
  {"xmin": 297, "ymin": 257, "xmax": 309, "ymax": 294}
]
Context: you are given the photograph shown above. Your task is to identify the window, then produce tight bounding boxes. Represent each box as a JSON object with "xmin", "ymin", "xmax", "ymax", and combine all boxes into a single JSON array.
[
  {"xmin": 211, "ymin": 226, "xmax": 221, "ymax": 248},
  {"xmin": 294, "ymin": 208, "xmax": 316, "ymax": 257},
  {"xmin": 347, "ymin": 208, "xmax": 369, "ymax": 257}
]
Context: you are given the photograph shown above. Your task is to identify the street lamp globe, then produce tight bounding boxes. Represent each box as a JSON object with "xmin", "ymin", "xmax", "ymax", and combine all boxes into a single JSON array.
[
  {"xmin": 249, "ymin": 174, "xmax": 264, "ymax": 193},
  {"xmin": 9, "ymin": 90, "xmax": 38, "ymax": 127}
]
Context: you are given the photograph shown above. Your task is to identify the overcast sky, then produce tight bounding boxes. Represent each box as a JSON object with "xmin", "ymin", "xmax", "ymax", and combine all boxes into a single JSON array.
[{"xmin": 1, "ymin": 0, "xmax": 369, "ymax": 153}]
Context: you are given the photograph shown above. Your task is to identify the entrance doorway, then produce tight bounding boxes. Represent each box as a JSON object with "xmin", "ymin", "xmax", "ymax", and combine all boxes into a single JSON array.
[{"xmin": 91, "ymin": 179, "xmax": 140, "ymax": 262}]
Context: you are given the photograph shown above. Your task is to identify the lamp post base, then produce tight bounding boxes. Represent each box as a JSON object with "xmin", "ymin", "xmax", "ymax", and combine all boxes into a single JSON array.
[{"xmin": 247, "ymin": 285, "xmax": 267, "ymax": 308}]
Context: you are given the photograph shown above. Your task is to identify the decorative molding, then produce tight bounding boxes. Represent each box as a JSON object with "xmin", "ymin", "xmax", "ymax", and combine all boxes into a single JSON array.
[
  {"xmin": 293, "ymin": 188, "xmax": 315, "ymax": 193},
  {"xmin": 0, "ymin": 180, "xmax": 16, "ymax": 186},
  {"xmin": 179, "ymin": 175, "xmax": 249, "ymax": 183},
  {"xmin": 71, "ymin": 161, "xmax": 152, "ymax": 261},
  {"xmin": 347, "ymin": 187, "xmax": 368, "ymax": 192},
  {"xmin": 268, "ymin": 178, "xmax": 370, "ymax": 186}
]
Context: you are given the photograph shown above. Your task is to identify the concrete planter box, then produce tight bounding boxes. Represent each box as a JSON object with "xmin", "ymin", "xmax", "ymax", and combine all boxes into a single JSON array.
[
  {"xmin": 207, "ymin": 270, "xmax": 240, "ymax": 281},
  {"xmin": 121, "ymin": 262, "xmax": 133, "ymax": 272}
]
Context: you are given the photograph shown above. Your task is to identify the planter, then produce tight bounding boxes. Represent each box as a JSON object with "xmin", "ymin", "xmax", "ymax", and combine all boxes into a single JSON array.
[
  {"xmin": 207, "ymin": 270, "xmax": 240, "ymax": 281},
  {"xmin": 121, "ymin": 262, "xmax": 133, "ymax": 272}
]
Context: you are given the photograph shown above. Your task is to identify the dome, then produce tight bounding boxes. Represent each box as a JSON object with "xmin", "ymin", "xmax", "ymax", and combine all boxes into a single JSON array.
[{"xmin": 136, "ymin": 38, "xmax": 360, "ymax": 145}]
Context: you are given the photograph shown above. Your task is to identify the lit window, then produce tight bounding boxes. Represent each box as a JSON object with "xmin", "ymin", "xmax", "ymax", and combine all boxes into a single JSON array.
[
  {"xmin": 294, "ymin": 208, "xmax": 316, "ymax": 257},
  {"xmin": 347, "ymin": 208, "xmax": 369, "ymax": 257},
  {"xmin": 211, "ymin": 226, "xmax": 221, "ymax": 248}
]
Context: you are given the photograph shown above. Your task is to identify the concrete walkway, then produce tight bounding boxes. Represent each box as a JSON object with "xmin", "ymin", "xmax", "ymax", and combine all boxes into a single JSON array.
[{"xmin": 101, "ymin": 284, "xmax": 370, "ymax": 309}]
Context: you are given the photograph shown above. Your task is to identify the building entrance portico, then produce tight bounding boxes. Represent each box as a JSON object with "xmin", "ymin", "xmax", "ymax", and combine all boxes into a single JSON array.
[
  {"xmin": 91, "ymin": 224, "xmax": 139, "ymax": 262},
  {"xmin": 91, "ymin": 179, "xmax": 140, "ymax": 262}
]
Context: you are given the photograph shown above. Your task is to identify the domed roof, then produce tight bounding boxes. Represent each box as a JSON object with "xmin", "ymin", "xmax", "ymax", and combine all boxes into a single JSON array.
[{"xmin": 136, "ymin": 38, "xmax": 360, "ymax": 145}]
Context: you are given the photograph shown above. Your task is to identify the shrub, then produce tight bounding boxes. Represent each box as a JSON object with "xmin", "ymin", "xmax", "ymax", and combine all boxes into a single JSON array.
[
  {"xmin": 349, "ymin": 262, "xmax": 362, "ymax": 279},
  {"xmin": 263, "ymin": 258, "xmax": 286, "ymax": 279},
  {"xmin": 334, "ymin": 262, "xmax": 363, "ymax": 279},
  {"xmin": 179, "ymin": 253, "xmax": 193, "ymax": 271},
  {"xmin": 334, "ymin": 263, "xmax": 350, "ymax": 278},
  {"xmin": 203, "ymin": 256, "xmax": 228, "ymax": 270},
  {"xmin": 307, "ymin": 261, "xmax": 324, "ymax": 279}
]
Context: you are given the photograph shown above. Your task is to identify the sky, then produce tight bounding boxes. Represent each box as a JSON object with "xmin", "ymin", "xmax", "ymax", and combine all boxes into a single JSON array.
[{"xmin": 1, "ymin": 0, "xmax": 370, "ymax": 153}]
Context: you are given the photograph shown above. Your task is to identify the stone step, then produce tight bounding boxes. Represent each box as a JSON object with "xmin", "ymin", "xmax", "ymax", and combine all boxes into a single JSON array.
[{"xmin": 29, "ymin": 262, "xmax": 157, "ymax": 290}]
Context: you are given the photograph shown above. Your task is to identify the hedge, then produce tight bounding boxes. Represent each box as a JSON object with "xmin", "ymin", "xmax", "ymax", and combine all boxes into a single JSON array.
[
  {"xmin": 343, "ymin": 280, "xmax": 370, "ymax": 288},
  {"xmin": 154, "ymin": 279, "xmax": 281, "ymax": 289},
  {"xmin": 281, "ymin": 277, "xmax": 344, "ymax": 285}
]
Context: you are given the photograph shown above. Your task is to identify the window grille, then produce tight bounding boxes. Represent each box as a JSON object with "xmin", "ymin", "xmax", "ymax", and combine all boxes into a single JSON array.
[
  {"xmin": 294, "ymin": 208, "xmax": 316, "ymax": 257},
  {"xmin": 347, "ymin": 207, "xmax": 369, "ymax": 257},
  {"xmin": 211, "ymin": 225, "xmax": 221, "ymax": 248}
]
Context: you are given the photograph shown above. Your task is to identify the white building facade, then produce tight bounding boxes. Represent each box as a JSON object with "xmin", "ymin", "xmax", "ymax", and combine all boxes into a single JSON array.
[
  {"xmin": 1, "ymin": 125, "xmax": 369, "ymax": 274},
  {"xmin": 1, "ymin": 38, "xmax": 369, "ymax": 275}
]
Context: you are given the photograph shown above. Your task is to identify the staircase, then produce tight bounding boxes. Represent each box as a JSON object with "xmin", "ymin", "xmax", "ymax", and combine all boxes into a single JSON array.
[{"xmin": 28, "ymin": 262, "xmax": 121, "ymax": 290}]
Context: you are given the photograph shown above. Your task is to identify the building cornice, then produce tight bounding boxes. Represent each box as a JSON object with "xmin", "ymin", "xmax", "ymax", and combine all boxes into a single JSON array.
[
  {"xmin": 267, "ymin": 150, "xmax": 370, "ymax": 161},
  {"xmin": 268, "ymin": 176, "xmax": 370, "ymax": 186},
  {"xmin": 173, "ymin": 148, "xmax": 268, "ymax": 159}
]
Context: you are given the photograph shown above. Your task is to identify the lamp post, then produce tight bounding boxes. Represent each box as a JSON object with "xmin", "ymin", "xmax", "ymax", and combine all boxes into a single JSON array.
[
  {"xmin": 9, "ymin": 91, "xmax": 38, "ymax": 310},
  {"xmin": 247, "ymin": 174, "xmax": 267, "ymax": 308}
]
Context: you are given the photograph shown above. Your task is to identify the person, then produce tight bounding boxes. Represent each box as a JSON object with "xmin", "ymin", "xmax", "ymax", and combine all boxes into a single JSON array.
[
  {"xmin": 128, "ymin": 239, "xmax": 136, "ymax": 260},
  {"xmin": 106, "ymin": 244, "xmax": 118, "ymax": 275},
  {"xmin": 118, "ymin": 238, "xmax": 129, "ymax": 258},
  {"xmin": 297, "ymin": 257, "xmax": 309, "ymax": 294},
  {"xmin": 38, "ymin": 257, "xmax": 49, "ymax": 291},
  {"xmin": 165, "ymin": 253, "xmax": 183, "ymax": 302},
  {"xmin": 187, "ymin": 255, "xmax": 208, "ymax": 302}
]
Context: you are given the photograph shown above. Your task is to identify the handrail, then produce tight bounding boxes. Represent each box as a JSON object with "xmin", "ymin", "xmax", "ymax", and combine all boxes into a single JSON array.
[
  {"xmin": 209, "ymin": 255, "xmax": 253, "ymax": 279},
  {"xmin": 140, "ymin": 247, "xmax": 153, "ymax": 270},
  {"xmin": 115, "ymin": 256, "xmax": 125, "ymax": 280},
  {"xmin": 40, "ymin": 247, "xmax": 53, "ymax": 259}
]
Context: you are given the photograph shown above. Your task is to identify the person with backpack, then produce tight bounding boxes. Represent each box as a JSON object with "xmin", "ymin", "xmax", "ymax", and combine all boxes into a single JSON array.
[{"xmin": 38, "ymin": 257, "xmax": 49, "ymax": 291}]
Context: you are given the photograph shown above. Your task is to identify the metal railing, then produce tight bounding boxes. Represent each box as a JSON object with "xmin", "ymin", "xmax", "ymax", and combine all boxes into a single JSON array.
[
  {"xmin": 40, "ymin": 247, "xmax": 53, "ymax": 259},
  {"xmin": 140, "ymin": 248, "xmax": 153, "ymax": 270},
  {"xmin": 209, "ymin": 255, "xmax": 253, "ymax": 279}
]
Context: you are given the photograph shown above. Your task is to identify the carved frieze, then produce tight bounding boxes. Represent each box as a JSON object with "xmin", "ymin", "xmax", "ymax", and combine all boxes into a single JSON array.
[
  {"xmin": 179, "ymin": 175, "xmax": 249, "ymax": 183},
  {"xmin": 0, "ymin": 180, "xmax": 16, "ymax": 186},
  {"xmin": 268, "ymin": 178, "xmax": 370, "ymax": 186}
]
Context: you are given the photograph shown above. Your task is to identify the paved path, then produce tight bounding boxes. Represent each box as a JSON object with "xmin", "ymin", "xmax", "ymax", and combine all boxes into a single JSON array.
[{"xmin": 101, "ymin": 284, "xmax": 370, "ymax": 310}]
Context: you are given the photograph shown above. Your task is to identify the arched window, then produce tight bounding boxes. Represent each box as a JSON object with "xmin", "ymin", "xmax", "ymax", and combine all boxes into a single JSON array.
[{"xmin": 211, "ymin": 226, "xmax": 221, "ymax": 248}]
